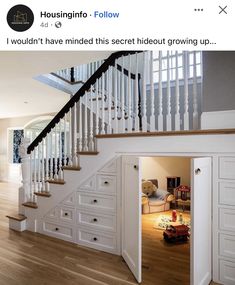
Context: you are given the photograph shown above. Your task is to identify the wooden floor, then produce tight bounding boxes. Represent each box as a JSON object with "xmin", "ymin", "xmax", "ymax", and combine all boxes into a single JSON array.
[{"xmin": 0, "ymin": 182, "xmax": 220, "ymax": 285}]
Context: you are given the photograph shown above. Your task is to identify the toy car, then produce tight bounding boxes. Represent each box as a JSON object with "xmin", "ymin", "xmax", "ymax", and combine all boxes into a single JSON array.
[{"xmin": 163, "ymin": 224, "xmax": 190, "ymax": 242}]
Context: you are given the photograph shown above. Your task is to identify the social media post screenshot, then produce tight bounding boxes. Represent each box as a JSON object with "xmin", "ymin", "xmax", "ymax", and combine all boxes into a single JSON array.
[{"xmin": 0, "ymin": 1, "xmax": 235, "ymax": 285}]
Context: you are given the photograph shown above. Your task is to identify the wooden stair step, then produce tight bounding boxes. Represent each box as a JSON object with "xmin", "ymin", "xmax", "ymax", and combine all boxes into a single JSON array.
[
  {"xmin": 22, "ymin": 202, "xmax": 38, "ymax": 209},
  {"xmin": 46, "ymin": 179, "xmax": 66, "ymax": 185},
  {"xmin": 77, "ymin": 151, "xmax": 99, "ymax": 155},
  {"xmin": 62, "ymin": 166, "xmax": 81, "ymax": 171},
  {"xmin": 34, "ymin": 191, "xmax": 51, "ymax": 197},
  {"xmin": 6, "ymin": 214, "xmax": 27, "ymax": 221}
]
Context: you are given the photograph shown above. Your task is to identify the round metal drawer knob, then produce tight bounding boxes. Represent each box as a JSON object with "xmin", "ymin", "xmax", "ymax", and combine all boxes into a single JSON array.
[
  {"xmin": 64, "ymin": 213, "xmax": 68, "ymax": 216},
  {"xmin": 93, "ymin": 199, "xmax": 97, "ymax": 203},
  {"xmin": 104, "ymin": 181, "xmax": 109, "ymax": 185},
  {"xmin": 93, "ymin": 237, "xmax": 97, "ymax": 241},
  {"xmin": 55, "ymin": 227, "xmax": 59, "ymax": 231},
  {"xmin": 93, "ymin": 218, "xmax": 98, "ymax": 222}
]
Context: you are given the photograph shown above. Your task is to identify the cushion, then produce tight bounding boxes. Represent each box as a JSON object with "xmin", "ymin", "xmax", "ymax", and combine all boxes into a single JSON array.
[
  {"xmin": 148, "ymin": 198, "xmax": 166, "ymax": 206},
  {"xmin": 154, "ymin": 188, "xmax": 170, "ymax": 201}
]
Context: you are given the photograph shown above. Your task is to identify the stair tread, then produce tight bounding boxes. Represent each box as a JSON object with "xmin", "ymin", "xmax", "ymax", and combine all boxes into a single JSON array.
[
  {"xmin": 34, "ymin": 191, "xmax": 51, "ymax": 197},
  {"xmin": 22, "ymin": 202, "xmax": 38, "ymax": 209},
  {"xmin": 46, "ymin": 179, "xmax": 66, "ymax": 185},
  {"xmin": 77, "ymin": 151, "xmax": 99, "ymax": 155},
  {"xmin": 62, "ymin": 165, "xmax": 81, "ymax": 171},
  {"xmin": 6, "ymin": 214, "xmax": 27, "ymax": 221}
]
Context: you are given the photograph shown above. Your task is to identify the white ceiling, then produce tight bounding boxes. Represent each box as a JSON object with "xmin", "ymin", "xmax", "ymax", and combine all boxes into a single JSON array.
[{"xmin": 0, "ymin": 51, "xmax": 111, "ymax": 119}]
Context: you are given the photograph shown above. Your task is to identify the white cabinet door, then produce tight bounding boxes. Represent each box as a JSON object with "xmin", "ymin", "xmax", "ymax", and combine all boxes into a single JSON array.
[
  {"xmin": 191, "ymin": 157, "xmax": 212, "ymax": 285},
  {"xmin": 122, "ymin": 156, "xmax": 141, "ymax": 283}
]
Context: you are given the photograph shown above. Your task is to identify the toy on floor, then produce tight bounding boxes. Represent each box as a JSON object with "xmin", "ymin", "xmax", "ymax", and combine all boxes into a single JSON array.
[{"xmin": 163, "ymin": 224, "xmax": 190, "ymax": 243}]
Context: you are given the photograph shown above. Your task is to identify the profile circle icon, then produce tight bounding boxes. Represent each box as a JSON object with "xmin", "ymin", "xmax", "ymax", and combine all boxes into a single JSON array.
[{"xmin": 7, "ymin": 4, "xmax": 34, "ymax": 32}]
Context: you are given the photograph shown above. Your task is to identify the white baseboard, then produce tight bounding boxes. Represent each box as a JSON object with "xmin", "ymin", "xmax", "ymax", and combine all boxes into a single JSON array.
[{"xmin": 201, "ymin": 110, "xmax": 235, "ymax": 129}]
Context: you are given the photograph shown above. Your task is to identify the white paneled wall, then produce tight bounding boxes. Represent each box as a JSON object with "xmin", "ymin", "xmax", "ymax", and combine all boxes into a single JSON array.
[{"xmin": 214, "ymin": 156, "xmax": 235, "ymax": 285}]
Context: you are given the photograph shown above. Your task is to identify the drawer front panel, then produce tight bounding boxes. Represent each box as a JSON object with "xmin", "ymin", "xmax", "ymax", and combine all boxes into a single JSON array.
[
  {"xmin": 77, "ymin": 228, "xmax": 116, "ymax": 253},
  {"xmin": 219, "ymin": 157, "xmax": 235, "ymax": 180},
  {"xmin": 220, "ymin": 259, "xmax": 235, "ymax": 285},
  {"xmin": 59, "ymin": 207, "xmax": 75, "ymax": 223},
  {"xmin": 96, "ymin": 175, "xmax": 116, "ymax": 195},
  {"xmin": 77, "ymin": 192, "xmax": 116, "ymax": 212},
  {"xmin": 42, "ymin": 221, "xmax": 74, "ymax": 241},
  {"xmin": 77, "ymin": 211, "xmax": 116, "ymax": 232},
  {"xmin": 219, "ymin": 208, "xmax": 235, "ymax": 233},
  {"xmin": 219, "ymin": 182, "xmax": 235, "ymax": 206},
  {"xmin": 219, "ymin": 234, "xmax": 235, "ymax": 260}
]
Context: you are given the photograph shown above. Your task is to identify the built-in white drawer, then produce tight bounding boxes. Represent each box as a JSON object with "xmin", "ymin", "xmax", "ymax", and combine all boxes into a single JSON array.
[
  {"xmin": 77, "ymin": 210, "xmax": 116, "ymax": 232},
  {"xmin": 58, "ymin": 206, "xmax": 75, "ymax": 223},
  {"xmin": 77, "ymin": 192, "xmax": 116, "ymax": 213},
  {"xmin": 98, "ymin": 160, "xmax": 117, "ymax": 174},
  {"xmin": 219, "ymin": 259, "xmax": 235, "ymax": 285},
  {"xmin": 219, "ymin": 157, "xmax": 235, "ymax": 180},
  {"xmin": 61, "ymin": 193, "xmax": 76, "ymax": 207},
  {"xmin": 219, "ymin": 233, "xmax": 235, "ymax": 260},
  {"xmin": 79, "ymin": 176, "xmax": 96, "ymax": 191},
  {"xmin": 219, "ymin": 208, "xmax": 235, "ymax": 233},
  {"xmin": 45, "ymin": 207, "xmax": 58, "ymax": 219},
  {"xmin": 77, "ymin": 227, "xmax": 117, "ymax": 253},
  {"xmin": 42, "ymin": 221, "xmax": 74, "ymax": 242},
  {"xmin": 96, "ymin": 175, "xmax": 116, "ymax": 195},
  {"xmin": 219, "ymin": 182, "xmax": 235, "ymax": 206}
]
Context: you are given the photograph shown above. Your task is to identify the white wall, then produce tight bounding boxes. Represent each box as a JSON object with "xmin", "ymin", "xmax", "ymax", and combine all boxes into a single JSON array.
[
  {"xmin": 141, "ymin": 157, "xmax": 191, "ymax": 189},
  {"xmin": 0, "ymin": 114, "xmax": 53, "ymax": 182}
]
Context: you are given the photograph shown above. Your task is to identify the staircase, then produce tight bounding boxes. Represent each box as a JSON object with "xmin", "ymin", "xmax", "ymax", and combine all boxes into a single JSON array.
[{"xmin": 7, "ymin": 50, "xmax": 202, "ymax": 254}]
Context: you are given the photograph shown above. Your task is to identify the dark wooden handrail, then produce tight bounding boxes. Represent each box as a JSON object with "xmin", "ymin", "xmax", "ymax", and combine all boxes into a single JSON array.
[{"xmin": 27, "ymin": 50, "xmax": 143, "ymax": 153}]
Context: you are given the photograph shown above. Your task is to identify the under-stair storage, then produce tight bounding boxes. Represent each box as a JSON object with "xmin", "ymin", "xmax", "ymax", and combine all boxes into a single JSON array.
[{"xmin": 37, "ymin": 158, "xmax": 120, "ymax": 254}]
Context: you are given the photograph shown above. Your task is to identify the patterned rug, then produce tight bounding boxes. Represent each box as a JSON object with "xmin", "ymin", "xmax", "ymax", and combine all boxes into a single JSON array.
[{"xmin": 153, "ymin": 214, "xmax": 191, "ymax": 230}]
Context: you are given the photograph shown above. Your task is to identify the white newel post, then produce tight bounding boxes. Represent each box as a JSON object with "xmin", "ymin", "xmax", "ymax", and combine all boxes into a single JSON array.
[{"xmin": 19, "ymin": 137, "xmax": 31, "ymax": 215}]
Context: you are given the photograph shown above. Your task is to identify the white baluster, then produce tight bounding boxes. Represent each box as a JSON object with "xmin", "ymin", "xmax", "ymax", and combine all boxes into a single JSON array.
[
  {"xmin": 37, "ymin": 144, "xmax": 41, "ymax": 191},
  {"xmin": 95, "ymin": 80, "xmax": 100, "ymax": 136},
  {"xmin": 73, "ymin": 104, "xmax": 78, "ymax": 166},
  {"xmin": 58, "ymin": 120, "xmax": 63, "ymax": 177},
  {"xmin": 107, "ymin": 68, "xmax": 112, "ymax": 134},
  {"xmin": 63, "ymin": 114, "xmax": 67, "ymax": 166},
  {"xmin": 78, "ymin": 100, "xmax": 83, "ymax": 151},
  {"xmin": 84, "ymin": 92, "xmax": 89, "ymax": 150},
  {"xmin": 121, "ymin": 56, "xmax": 125, "ymax": 133},
  {"xmin": 193, "ymin": 51, "xmax": 199, "ymax": 130},
  {"xmin": 127, "ymin": 55, "xmax": 132, "ymax": 132},
  {"xmin": 166, "ymin": 51, "xmax": 172, "ymax": 131},
  {"xmin": 142, "ymin": 52, "xmax": 147, "ymax": 132},
  {"xmin": 183, "ymin": 51, "xmax": 189, "ymax": 130},
  {"xmin": 50, "ymin": 132, "xmax": 53, "ymax": 179},
  {"xmin": 175, "ymin": 51, "xmax": 180, "ymax": 130},
  {"xmin": 101, "ymin": 74, "xmax": 105, "ymax": 134},
  {"xmin": 135, "ymin": 53, "xmax": 140, "ymax": 132},
  {"xmin": 158, "ymin": 51, "xmax": 163, "ymax": 131},
  {"xmin": 45, "ymin": 136, "xmax": 49, "ymax": 192},
  {"xmin": 29, "ymin": 152, "xmax": 33, "ymax": 201},
  {"xmin": 54, "ymin": 126, "xmax": 58, "ymax": 179},
  {"xmin": 33, "ymin": 148, "xmax": 37, "ymax": 193},
  {"xmin": 89, "ymin": 88, "xmax": 94, "ymax": 150},
  {"xmin": 41, "ymin": 139, "xmax": 45, "ymax": 192},
  {"xmin": 113, "ymin": 62, "xmax": 118, "ymax": 133},
  {"xmin": 149, "ymin": 51, "xmax": 155, "ymax": 131},
  {"xmin": 68, "ymin": 109, "xmax": 73, "ymax": 165}
]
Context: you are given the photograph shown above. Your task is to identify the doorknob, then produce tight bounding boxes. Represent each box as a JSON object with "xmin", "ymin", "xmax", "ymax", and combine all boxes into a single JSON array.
[
  {"xmin": 134, "ymin": 165, "xmax": 139, "ymax": 170},
  {"xmin": 195, "ymin": 168, "xmax": 201, "ymax": 175}
]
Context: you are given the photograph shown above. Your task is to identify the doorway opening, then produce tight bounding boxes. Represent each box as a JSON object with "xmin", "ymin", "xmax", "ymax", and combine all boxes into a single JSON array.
[
  {"xmin": 141, "ymin": 156, "xmax": 191, "ymax": 285},
  {"xmin": 122, "ymin": 155, "xmax": 212, "ymax": 285}
]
